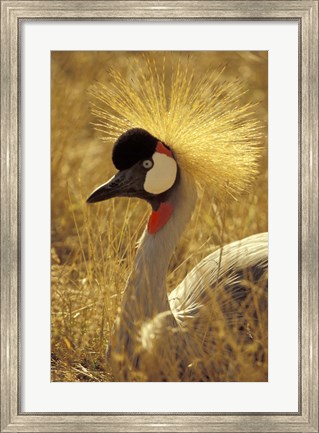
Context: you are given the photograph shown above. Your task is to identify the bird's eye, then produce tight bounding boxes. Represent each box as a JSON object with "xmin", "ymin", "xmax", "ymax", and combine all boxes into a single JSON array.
[{"xmin": 142, "ymin": 160, "xmax": 153, "ymax": 169}]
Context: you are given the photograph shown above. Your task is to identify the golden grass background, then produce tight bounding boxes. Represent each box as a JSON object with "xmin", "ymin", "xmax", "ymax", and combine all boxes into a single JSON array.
[{"xmin": 51, "ymin": 51, "xmax": 268, "ymax": 382}]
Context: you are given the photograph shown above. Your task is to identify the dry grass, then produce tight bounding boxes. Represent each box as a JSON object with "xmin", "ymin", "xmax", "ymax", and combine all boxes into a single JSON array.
[{"xmin": 51, "ymin": 51, "xmax": 268, "ymax": 382}]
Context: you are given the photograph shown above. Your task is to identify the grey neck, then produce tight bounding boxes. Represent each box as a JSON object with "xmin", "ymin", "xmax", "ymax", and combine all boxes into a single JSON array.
[{"xmin": 121, "ymin": 172, "xmax": 198, "ymax": 322}]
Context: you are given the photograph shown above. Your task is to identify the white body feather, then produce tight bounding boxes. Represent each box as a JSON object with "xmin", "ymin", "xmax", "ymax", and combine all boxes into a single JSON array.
[{"xmin": 170, "ymin": 232, "xmax": 268, "ymax": 320}]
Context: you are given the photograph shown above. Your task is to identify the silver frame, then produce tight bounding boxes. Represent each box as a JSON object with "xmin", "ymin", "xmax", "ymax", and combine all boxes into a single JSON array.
[{"xmin": 1, "ymin": 1, "xmax": 318, "ymax": 432}]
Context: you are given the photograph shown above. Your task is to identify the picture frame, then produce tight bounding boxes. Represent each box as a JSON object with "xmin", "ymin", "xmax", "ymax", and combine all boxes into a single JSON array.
[{"xmin": 1, "ymin": 1, "xmax": 318, "ymax": 432}]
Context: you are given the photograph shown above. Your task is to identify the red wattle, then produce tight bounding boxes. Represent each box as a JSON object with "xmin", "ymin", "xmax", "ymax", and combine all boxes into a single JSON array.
[
  {"xmin": 156, "ymin": 141, "xmax": 173, "ymax": 158},
  {"xmin": 147, "ymin": 202, "xmax": 174, "ymax": 234}
]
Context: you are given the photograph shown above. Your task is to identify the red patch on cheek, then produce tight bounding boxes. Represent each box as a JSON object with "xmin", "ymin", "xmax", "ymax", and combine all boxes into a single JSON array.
[
  {"xmin": 156, "ymin": 141, "xmax": 173, "ymax": 158},
  {"xmin": 147, "ymin": 202, "xmax": 174, "ymax": 234}
]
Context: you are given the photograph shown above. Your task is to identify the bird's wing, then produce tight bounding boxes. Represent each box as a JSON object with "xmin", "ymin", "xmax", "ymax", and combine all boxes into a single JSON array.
[{"xmin": 168, "ymin": 232, "xmax": 268, "ymax": 322}]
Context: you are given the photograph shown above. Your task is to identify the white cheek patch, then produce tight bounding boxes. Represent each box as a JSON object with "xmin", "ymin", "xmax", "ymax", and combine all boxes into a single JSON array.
[{"xmin": 144, "ymin": 152, "xmax": 177, "ymax": 194}]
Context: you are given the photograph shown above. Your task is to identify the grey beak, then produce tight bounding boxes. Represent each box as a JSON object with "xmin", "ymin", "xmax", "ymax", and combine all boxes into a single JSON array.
[
  {"xmin": 86, "ymin": 168, "xmax": 145, "ymax": 204},
  {"xmin": 87, "ymin": 172, "xmax": 126, "ymax": 203}
]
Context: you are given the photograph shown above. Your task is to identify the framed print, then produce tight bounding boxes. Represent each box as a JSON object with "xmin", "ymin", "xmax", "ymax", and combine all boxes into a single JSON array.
[{"xmin": 1, "ymin": 1, "xmax": 318, "ymax": 432}]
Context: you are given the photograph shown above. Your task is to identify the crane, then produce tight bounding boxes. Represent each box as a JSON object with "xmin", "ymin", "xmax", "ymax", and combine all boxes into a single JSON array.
[{"xmin": 87, "ymin": 57, "xmax": 268, "ymax": 381}]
